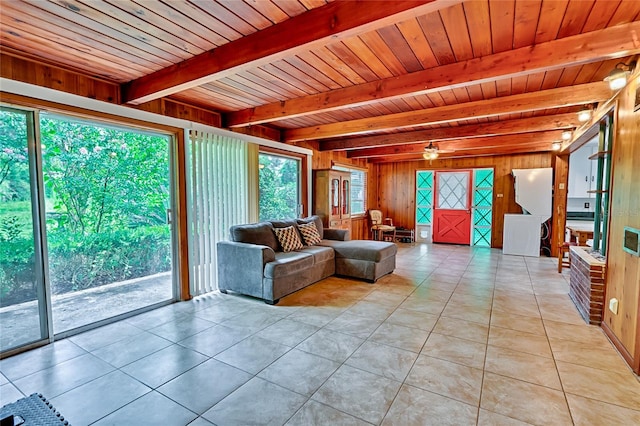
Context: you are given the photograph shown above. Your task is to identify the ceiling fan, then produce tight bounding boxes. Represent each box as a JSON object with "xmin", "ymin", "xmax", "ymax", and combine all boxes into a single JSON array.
[{"xmin": 423, "ymin": 141, "xmax": 455, "ymax": 161}]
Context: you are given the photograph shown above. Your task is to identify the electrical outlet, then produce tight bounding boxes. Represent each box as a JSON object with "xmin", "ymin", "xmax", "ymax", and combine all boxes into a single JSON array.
[
  {"xmin": 497, "ymin": 194, "xmax": 503, "ymax": 198},
  {"xmin": 559, "ymin": 183, "xmax": 565, "ymax": 190},
  {"xmin": 584, "ymin": 202, "xmax": 590, "ymax": 209},
  {"xmin": 609, "ymin": 298, "xmax": 619, "ymax": 315}
]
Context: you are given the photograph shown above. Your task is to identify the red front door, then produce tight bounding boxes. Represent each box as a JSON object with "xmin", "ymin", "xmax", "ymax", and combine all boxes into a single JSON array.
[{"xmin": 433, "ymin": 171, "xmax": 472, "ymax": 244}]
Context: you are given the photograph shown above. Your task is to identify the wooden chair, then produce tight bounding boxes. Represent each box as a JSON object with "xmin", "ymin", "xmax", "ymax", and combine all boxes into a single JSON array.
[
  {"xmin": 558, "ymin": 241, "xmax": 577, "ymax": 273},
  {"xmin": 369, "ymin": 209, "xmax": 396, "ymax": 241}
]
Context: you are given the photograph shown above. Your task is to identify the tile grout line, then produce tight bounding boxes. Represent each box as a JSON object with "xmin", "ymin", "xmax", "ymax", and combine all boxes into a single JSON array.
[
  {"xmin": 473, "ymin": 249, "xmax": 495, "ymax": 426},
  {"xmin": 526, "ymin": 255, "xmax": 576, "ymax": 426},
  {"xmin": 373, "ymin": 258, "xmax": 454, "ymax": 425},
  {"xmin": 4, "ymin": 245, "xmax": 637, "ymax": 425},
  {"xmin": 274, "ymin": 267, "xmax": 435, "ymax": 426}
]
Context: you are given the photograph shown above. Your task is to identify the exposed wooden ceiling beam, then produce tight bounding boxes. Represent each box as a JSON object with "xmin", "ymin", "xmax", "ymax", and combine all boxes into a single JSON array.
[
  {"xmin": 284, "ymin": 82, "xmax": 611, "ymax": 142},
  {"xmin": 367, "ymin": 143, "xmax": 553, "ymax": 163},
  {"xmin": 226, "ymin": 21, "xmax": 640, "ymax": 127},
  {"xmin": 122, "ymin": 0, "xmax": 460, "ymax": 105},
  {"xmin": 562, "ymin": 66, "xmax": 639, "ymax": 153},
  {"xmin": 321, "ymin": 113, "xmax": 579, "ymax": 151},
  {"xmin": 348, "ymin": 131, "xmax": 563, "ymax": 158}
]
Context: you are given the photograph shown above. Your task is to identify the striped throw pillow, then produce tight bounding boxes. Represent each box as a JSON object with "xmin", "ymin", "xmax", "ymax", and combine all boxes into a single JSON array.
[
  {"xmin": 297, "ymin": 222, "xmax": 322, "ymax": 246},
  {"xmin": 273, "ymin": 226, "xmax": 304, "ymax": 252}
]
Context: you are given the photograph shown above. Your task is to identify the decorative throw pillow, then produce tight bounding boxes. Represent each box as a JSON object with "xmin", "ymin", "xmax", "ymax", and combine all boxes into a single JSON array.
[
  {"xmin": 297, "ymin": 222, "xmax": 322, "ymax": 246},
  {"xmin": 273, "ymin": 226, "xmax": 304, "ymax": 252}
]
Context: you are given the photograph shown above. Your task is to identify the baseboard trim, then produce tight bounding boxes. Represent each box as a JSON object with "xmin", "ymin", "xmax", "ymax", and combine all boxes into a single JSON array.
[{"xmin": 601, "ymin": 321, "xmax": 637, "ymax": 374}]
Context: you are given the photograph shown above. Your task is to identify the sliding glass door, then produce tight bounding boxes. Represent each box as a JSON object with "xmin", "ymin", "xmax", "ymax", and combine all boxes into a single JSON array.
[
  {"xmin": 0, "ymin": 107, "xmax": 48, "ymax": 351},
  {"xmin": 40, "ymin": 114, "xmax": 175, "ymax": 334},
  {"xmin": 0, "ymin": 106, "xmax": 177, "ymax": 353}
]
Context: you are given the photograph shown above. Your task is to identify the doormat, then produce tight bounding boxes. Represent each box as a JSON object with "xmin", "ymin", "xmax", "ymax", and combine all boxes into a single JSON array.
[{"xmin": 0, "ymin": 393, "xmax": 69, "ymax": 425}]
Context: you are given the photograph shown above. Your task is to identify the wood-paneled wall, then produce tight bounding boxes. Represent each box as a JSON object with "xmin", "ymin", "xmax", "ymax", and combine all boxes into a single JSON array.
[
  {"xmin": 602, "ymin": 76, "xmax": 640, "ymax": 374},
  {"xmin": 292, "ymin": 140, "xmax": 368, "ymax": 170},
  {"xmin": 551, "ymin": 155, "xmax": 570, "ymax": 257},
  {"xmin": 294, "ymin": 140, "xmax": 373, "ymax": 240},
  {"xmin": 136, "ymin": 98, "xmax": 221, "ymax": 127},
  {"xmin": 1, "ymin": 52, "xmax": 120, "ymax": 103},
  {"xmin": 372, "ymin": 153, "xmax": 554, "ymax": 248},
  {"xmin": 1, "ymin": 52, "xmax": 222, "ymax": 127},
  {"xmin": 351, "ymin": 217, "xmax": 369, "ymax": 241},
  {"xmin": 0, "ymin": 53, "xmax": 375, "ymax": 241}
]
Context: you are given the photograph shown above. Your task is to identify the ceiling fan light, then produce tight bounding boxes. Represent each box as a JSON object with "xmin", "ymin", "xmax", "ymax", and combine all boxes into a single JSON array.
[
  {"xmin": 577, "ymin": 109, "xmax": 591, "ymax": 122},
  {"xmin": 423, "ymin": 151, "xmax": 438, "ymax": 160}
]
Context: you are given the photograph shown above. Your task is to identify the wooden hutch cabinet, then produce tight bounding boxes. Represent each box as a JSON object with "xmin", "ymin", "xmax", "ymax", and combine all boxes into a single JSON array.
[{"xmin": 313, "ymin": 169, "xmax": 351, "ymax": 233}]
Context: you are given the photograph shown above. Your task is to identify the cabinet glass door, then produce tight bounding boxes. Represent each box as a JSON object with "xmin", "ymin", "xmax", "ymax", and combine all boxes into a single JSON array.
[
  {"xmin": 331, "ymin": 178, "xmax": 340, "ymax": 216},
  {"xmin": 342, "ymin": 179, "xmax": 349, "ymax": 215}
]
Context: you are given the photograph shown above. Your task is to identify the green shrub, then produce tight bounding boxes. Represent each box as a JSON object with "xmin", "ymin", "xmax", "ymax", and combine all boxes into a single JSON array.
[
  {"xmin": 0, "ymin": 237, "xmax": 36, "ymax": 304},
  {"xmin": 1, "ymin": 225, "xmax": 171, "ymax": 305},
  {"xmin": 47, "ymin": 226, "xmax": 171, "ymax": 294},
  {"xmin": 1, "ymin": 113, "xmax": 173, "ymax": 306}
]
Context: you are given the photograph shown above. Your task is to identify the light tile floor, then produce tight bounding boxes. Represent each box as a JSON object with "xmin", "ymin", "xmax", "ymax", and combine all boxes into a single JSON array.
[{"xmin": 1, "ymin": 243, "xmax": 639, "ymax": 425}]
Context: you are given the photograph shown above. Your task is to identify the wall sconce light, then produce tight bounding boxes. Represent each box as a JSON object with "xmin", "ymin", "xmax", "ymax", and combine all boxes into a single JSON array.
[
  {"xmin": 577, "ymin": 109, "xmax": 592, "ymax": 122},
  {"xmin": 561, "ymin": 130, "xmax": 573, "ymax": 141},
  {"xmin": 604, "ymin": 61, "xmax": 636, "ymax": 90},
  {"xmin": 552, "ymin": 141, "xmax": 562, "ymax": 151}
]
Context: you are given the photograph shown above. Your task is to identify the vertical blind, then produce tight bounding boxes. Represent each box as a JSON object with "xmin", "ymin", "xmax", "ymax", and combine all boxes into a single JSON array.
[{"xmin": 186, "ymin": 130, "xmax": 257, "ymax": 296}]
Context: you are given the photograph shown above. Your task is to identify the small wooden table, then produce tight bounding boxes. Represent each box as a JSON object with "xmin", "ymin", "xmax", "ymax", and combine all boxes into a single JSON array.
[{"xmin": 566, "ymin": 225, "xmax": 594, "ymax": 246}]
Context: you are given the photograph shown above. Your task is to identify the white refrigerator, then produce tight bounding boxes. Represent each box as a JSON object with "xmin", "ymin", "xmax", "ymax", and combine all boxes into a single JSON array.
[{"xmin": 503, "ymin": 168, "xmax": 553, "ymax": 257}]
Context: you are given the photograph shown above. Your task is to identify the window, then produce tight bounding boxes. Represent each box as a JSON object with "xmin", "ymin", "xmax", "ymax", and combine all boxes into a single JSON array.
[
  {"xmin": 350, "ymin": 170, "xmax": 366, "ymax": 215},
  {"xmin": 333, "ymin": 166, "xmax": 367, "ymax": 215},
  {"xmin": 259, "ymin": 153, "xmax": 301, "ymax": 221},
  {"xmin": 472, "ymin": 169, "xmax": 494, "ymax": 247},
  {"xmin": 416, "ymin": 170, "xmax": 434, "ymax": 225}
]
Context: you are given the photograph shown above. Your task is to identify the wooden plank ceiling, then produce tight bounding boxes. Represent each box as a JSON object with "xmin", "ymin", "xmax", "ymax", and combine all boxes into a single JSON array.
[{"xmin": 2, "ymin": 0, "xmax": 639, "ymax": 162}]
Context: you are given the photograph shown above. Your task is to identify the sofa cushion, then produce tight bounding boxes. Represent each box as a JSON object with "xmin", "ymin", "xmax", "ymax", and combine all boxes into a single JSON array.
[
  {"xmin": 297, "ymin": 215, "xmax": 324, "ymax": 239},
  {"xmin": 270, "ymin": 219, "xmax": 299, "ymax": 229},
  {"xmin": 296, "ymin": 245, "xmax": 334, "ymax": 264},
  {"xmin": 297, "ymin": 222, "xmax": 322, "ymax": 245},
  {"xmin": 318, "ymin": 240, "xmax": 397, "ymax": 262},
  {"xmin": 270, "ymin": 219, "xmax": 305, "ymax": 244},
  {"xmin": 229, "ymin": 222, "xmax": 278, "ymax": 251},
  {"xmin": 274, "ymin": 226, "xmax": 304, "ymax": 252},
  {"xmin": 264, "ymin": 251, "xmax": 314, "ymax": 278}
]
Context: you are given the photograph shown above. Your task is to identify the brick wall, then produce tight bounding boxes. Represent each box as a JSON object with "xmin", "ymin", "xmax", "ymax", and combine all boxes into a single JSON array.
[{"xmin": 568, "ymin": 247, "xmax": 606, "ymax": 325}]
